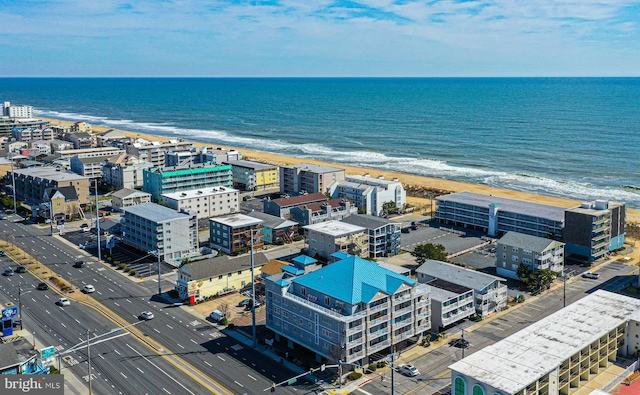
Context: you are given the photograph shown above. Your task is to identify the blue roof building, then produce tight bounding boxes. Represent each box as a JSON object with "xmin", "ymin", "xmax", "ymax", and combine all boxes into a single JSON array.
[{"xmin": 265, "ymin": 256, "xmax": 430, "ymax": 365}]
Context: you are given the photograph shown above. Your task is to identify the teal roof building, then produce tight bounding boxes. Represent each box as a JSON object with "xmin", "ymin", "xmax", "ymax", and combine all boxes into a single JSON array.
[{"xmin": 142, "ymin": 164, "xmax": 232, "ymax": 200}]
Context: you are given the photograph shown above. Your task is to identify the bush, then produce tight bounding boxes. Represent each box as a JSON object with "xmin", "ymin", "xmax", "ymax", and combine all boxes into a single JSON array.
[
  {"xmin": 347, "ymin": 372, "xmax": 363, "ymax": 381},
  {"xmin": 219, "ymin": 317, "xmax": 228, "ymax": 325},
  {"xmin": 376, "ymin": 361, "xmax": 386, "ymax": 368},
  {"xmin": 275, "ymin": 239, "xmax": 285, "ymax": 245},
  {"xmin": 113, "ymin": 260, "xmax": 120, "ymax": 266},
  {"xmin": 129, "ymin": 269, "xmax": 137, "ymax": 276},
  {"xmin": 293, "ymin": 235, "xmax": 303, "ymax": 242},
  {"xmin": 49, "ymin": 366, "xmax": 60, "ymax": 375},
  {"xmin": 367, "ymin": 364, "xmax": 377, "ymax": 372}
]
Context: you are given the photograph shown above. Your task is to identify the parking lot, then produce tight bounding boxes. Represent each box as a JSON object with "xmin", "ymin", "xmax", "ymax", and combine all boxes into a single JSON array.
[{"xmin": 400, "ymin": 223, "xmax": 488, "ymax": 257}]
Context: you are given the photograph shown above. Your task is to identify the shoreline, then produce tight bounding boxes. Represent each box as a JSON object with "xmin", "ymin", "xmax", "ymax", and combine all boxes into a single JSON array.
[{"xmin": 39, "ymin": 117, "xmax": 640, "ymax": 223}]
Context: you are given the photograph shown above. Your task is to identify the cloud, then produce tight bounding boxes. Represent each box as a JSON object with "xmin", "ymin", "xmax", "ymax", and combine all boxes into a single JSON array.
[{"xmin": 0, "ymin": 0, "xmax": 639, "ymax": 76}]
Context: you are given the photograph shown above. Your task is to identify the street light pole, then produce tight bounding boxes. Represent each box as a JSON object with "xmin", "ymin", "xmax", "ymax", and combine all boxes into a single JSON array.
[
  {"xmin": 461, "ymin": 328, "xmax": 466, "ymax": 359},
  {"xmin": 157, "ymin": 251, "xmax": 162, "ymax": 296},
  {"xmin": 250, "ymin": 227, "xmax": 256, "ymax": 349},
  {"xmin": 48, "ymin": 202, "xmax": 53, "ymax": 236}
]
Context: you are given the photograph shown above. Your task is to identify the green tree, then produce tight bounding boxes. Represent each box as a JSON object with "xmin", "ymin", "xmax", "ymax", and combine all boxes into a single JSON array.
[
  {"xmin": 382, "ymin": 201, "xmax": 398, "ymax": 215},
  {"xmin": 410, "ymin": 243, "xmax": 447, "ymax": 264},
  {"xmin": 529, "ymin": 269, "xmax": 556, "ymax": 291},
  {"xmin": 516, "ymin": 263, "xmax": 532, "ymax": 282}
]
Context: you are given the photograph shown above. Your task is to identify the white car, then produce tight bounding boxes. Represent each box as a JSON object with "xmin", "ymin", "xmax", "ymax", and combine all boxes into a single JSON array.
[
  {"xmin": 83, "ymin": 284, "xmax": 96, "ymax": 293},
  {"xmin": 57, "ymin": 297, "xmax": 70, "ymax": 306},
  {"xmin": 140, "ymin": 311, "xmax": 154, "ymax": 320},
  {"xmin": 397, "ymin": 363, "xmax": 420, "ymax": 377},
  {"xmin": 582, "ymin": 272, "xmax": 600, "ymax": 279}
]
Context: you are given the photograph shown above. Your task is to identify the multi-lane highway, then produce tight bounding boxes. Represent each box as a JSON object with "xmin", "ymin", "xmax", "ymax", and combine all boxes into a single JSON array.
[{"xmin": 0, "ymin": 216, "xmax": 321, "ymax": 394}]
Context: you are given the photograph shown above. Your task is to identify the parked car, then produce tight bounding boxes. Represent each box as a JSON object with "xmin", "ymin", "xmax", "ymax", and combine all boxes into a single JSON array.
[
  {"xmin": 3, "ymin": 268, "xmax": 14, "ymax": 276},
  {"xmin": 139, "ymin": 311, "xmax": 154, "ymax": 320},
  {"xmin": 83, "ymin": 284, "xmax": 96, "ymax": 293},
  {"xmin": 397, "ymin": 363, "xmax": 420, "ymax": 377},
  {"xmin": 449, "ymin": 338, "xmax": 470, "ymax": 349},
  {"xmin": 401, "ymin": 228, "xmax": 410, "ymax": 234},
  {"xmin": 57, "ymin": 298, "xmax": 70, "ymax": 307},
  {"xmin": 0, "ymin": 250, "xmax": 5, "ymax": 256},
  {"xmin": 15, "ymin": 266, "xmax": 27, "ymax": 273},
  {"xmin": 582, "ymin": 272, "xmax": 600, "ymax": 279},
  {"xmin": 210, "ymin": 310, "xmax": 225, "ymax": 322},
  {"xmin": 410, "ymin": 225, "xmax": 419, "ymax": 231},
  {"xmin": 73, "ymin": 261, "xmax": 84, "ymax": 268},
  {"xmin": 238, "ymin": 299, "xmax": 252, "ymax": 307},
  {"xmin": 80, "ymin": 223, "xmax": 89, "ymax": 228},
  {"xmin": 36, "ymin": 282, "xmax": 49, "ymax": 290}
]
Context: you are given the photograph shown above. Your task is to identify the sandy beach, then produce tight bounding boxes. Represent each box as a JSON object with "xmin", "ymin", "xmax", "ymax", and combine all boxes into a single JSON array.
[{"xmin": 34, "ymin": 117, "xmax": 640, "ymax": 223}]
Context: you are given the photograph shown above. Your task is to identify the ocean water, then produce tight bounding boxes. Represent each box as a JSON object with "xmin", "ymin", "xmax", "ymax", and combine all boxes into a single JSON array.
[{"xmin": 1, "ymin": 77, "xmax": 639, "ymax": 207}]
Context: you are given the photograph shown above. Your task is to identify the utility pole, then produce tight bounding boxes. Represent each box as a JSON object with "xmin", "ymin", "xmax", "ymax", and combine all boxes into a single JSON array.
[
  {"xmin": 157, "ymin": 251, "xmax": 162, "ymax": 295},
  {"xmin": 461, "ymin": 329, "xmax": 466, "ymax": 359},
  {"xmin": 49, "ymin": 202, "xmax": 53, "ymax": 236},
  {"xmin": 250, "ymin": 227, "xmax": 256, "ymax": 349},
  {"xmin": 390, "ymin": 353, "xmax": 395, "ymax": 395},
  {"xmin": 18, "ymin": 283, "xmax": 23, "ymax": 330},
  {"xmin": 95, "ymin": 179, "xmax": 101, "ymax": 262},
  {"xmin": 10, "ymin": 153, "xmax": 17, "ymax": 215}
]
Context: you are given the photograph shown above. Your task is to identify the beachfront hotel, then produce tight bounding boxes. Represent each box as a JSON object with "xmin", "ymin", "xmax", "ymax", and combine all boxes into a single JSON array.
[
  {"xmin": 280, "ymin": 163, "xmax": 346, "ymax": 195},
  {"xmin": 435, "ymin": 192, "xmax": 565, "ymax": 239},
  {"xmin": 142, "ymin": 163, "xmax": 233, "ymax": 201},
  {"xmin": 436, "ymin": 192, "xmax": 626, "ymax": 263},
  {"xmin": 265, "ymin": 255, "xmax": 431, "ymax": 365},
  {"xmin": 449, "ymin": 290, "xmax": 640, "ymax": 395},
  {"xmin": 224, "ymin": 159, "xmax": 279, "ymax": 191}
]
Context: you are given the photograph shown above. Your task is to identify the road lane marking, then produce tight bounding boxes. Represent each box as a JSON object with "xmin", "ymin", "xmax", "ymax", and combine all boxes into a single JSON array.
[
  {"xmin": 166, "ymin": 324, "xmax": 173, "ymax": 329},
  {"xmin": 204, "ymin": 361, "xmax": 212, "ymax": 367},
  {"xmin": 126, "ymin": 299, "xmax": 131, "ymax": 303},
  {"xmin": 153, "ymin": 328, "xmax": 160, "ymax": 333},
  {"xmin": 31, "ymin": 298, "xmax": 36, "ymax": 302},
  {"xmin": 163, "ymin": 388, "xmax": 170, "ymax": 394},
  {"xmin": 137, "ymin": 367, "xmax": 144, "ymax": 374},
  {"xmin": 114, "ymin": 302, "xmax": 120, "ymax": 307},
  {"xmin": 234, "ymin": 381, "xmax": 244, "ymax": 388},
  {"xmin": 125, "ymin": 344, "xmax": 195, "ymax": 395},
  {"xmin": 109, "ymin": 288, "xmax": 114, "ymax": 293},
  {"xmin": 60, "ymin": 322, "xmax": 66, "ymax": 327},
  {"xmin": 114, "ymin": 349, "xmax": 121, "ymax": 355},
  {"xmin": 177, "ymin": 344, "xmax": 184, "ymax": 349},
  {"xmin": 75, "ymin": 319, "xmax": 81, "ymax": 324},
  {"xmin": 217, "ymin": 355, "xmax": 225, "ymax": 361},
  {"xmin": 190, "ymin": 339, "xmax": 197, "ymax": 344},
  {"xmin": 247, "ymin": 374, "xmax": 257, "ymax": 381},
  {"xmin": 44, "ymin": 294, "xmax": 50, "ymax": 299},
  {"xmin": 121, "ymin": 372, "xmax": 127, "ymax": 379}
]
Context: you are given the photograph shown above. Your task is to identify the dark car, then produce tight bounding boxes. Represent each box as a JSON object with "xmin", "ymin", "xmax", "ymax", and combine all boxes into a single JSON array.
[
  {"xmin": 15, "ymin": 266, "xmax": 27, "ymax": 273},
  {"xmin": 449, "ymin": 338, "xmax": 470, "ymax": 349},
  {"xmin": 410, "ymin": 225, "xmax": 419, "ymax": 231},
  {"xmin": 36, "ymin": 282, "xmax": 49, "ymax": 290},
  {"xmin": 401, "ymin": 228, "xmax": 410, "ymax": 234},
  {"xmin": 73, "ymin": 261, "xmax": 84, "ymax": 268},
  {"xmin": 80, "ymin": 223, "xmax": 89, "ymax": 228},
  {"xmin": 0, "ymin": 250, "xmax": 5, "ymax": 256},
  {"xmin": 3, "ymin": 268, "xmax": 14, "ymax": 276}
]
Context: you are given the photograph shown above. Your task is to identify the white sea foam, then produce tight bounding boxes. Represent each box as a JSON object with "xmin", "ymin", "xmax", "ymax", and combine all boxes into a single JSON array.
[{"xmin": 34, "ymin": 109, "xmax": 640, "ymax": 207}]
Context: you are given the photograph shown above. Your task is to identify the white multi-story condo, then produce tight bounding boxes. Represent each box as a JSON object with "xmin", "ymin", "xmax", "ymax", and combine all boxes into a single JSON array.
[
  {"xmin": 161, "ymin": 186, "xmax": 239, "ymax": 220},
  {"xmin": 496, "ymin": 231, "xmax": 565, "ymax": 280},
  {"xmin": 341, "ymin": 214, "xmax": 402, "ymax": 258},
  {"xmin": 416, "ymin": 259, "xmax": 508, "ymax": 318},
  {"xmin": 450, "ymin": 290, "xmax": 640, "ymax": 395},
  {"xmin": 265, "ymin": 255, "xmax": 431, "ymax": 365},
  {"xmin": 121, "ymin": 202, "xmax": 198, "ymax": 264},
  {"xmin": 329, "ymin": 174, "xmax": 406, "ymax": 216},
  {"xmin": 2, "ymin": 102, "xmax": 34, "ymax": 118},
  {"xmin": 55, "ymin": 147, "xmax": 125, "ymax": 160}
]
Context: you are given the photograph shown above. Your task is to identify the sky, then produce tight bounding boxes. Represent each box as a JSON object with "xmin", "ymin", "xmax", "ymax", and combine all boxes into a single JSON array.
[{"xmin": 1, "ymin": 0, "xmax": 640, "ymax": 77}]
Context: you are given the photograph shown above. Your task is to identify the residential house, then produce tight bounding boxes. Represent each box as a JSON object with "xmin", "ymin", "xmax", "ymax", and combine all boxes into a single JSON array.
[
  {"xmin": 176, "ymin": 253, "xmax": 270, "ymax": 304},
  {"xmin": 125, "ymin": 139, "xmax": 194, "ymax": 167},
  {"xmin": 263, "ymin": 193, "xmax": 328, "ymax": 219},
  {"xmin": 265, "ymin": 255, "xmax": 431, "ymax": 365},
  {"xmin": 111, "ymin": 188, "xmax": 152, "ymax": 211},
  {"xmin": 329, "ymin": 174, "xmax": 406, "ymax": 216},
  {"xmin": 30, "ymin": 140, "xmax": 53, "ymax": 155},
  {"xmin": 96, "ymin": 129, "xmax": 130, "ymax": 147},
  {"xmin": 290, "ymin": 198, "xmax": 357, "ymax": 226},
  {"xmin": 70, "ymin": 155, "xmax": 118, "ymax": 179},
  {"xmin": 49, "ymin": 139, "xmax": 74, "ymax": 152},
  {"xmin": 280, "ymin": 163, "xmax": 346, "ymax": 195},
  {"xmin": 496, "ymin": 231, "xmax": 565, "ymax": 280},
  {"xmin": 209, "ymin": 213, "xmax": 264, "ymax": 255},
  {"xmin": 66, "ymin": 132, "xmax": 96, "ymax": 149},
  {"xmin": 341, "ymin": 214, "xmax": 401, "ymax": 258},
  {"xmin": 245, "ymin": 211, "xmax": 300, "ymax": 244},
  {"xmin": 416, "ymin": 260, "xmax": 507, "ymax": 318},
  {"xmin": 161, "ymin": 186, "xmax": 239, "ymax": 220},
  {"xmin": 121, "ymin": 202, "xmax": 198, "ymax": 264},
  {"xmin": 40, "ymin": 186, "xmax": 82, "ymax": 221},
  {"xmin": 304, "ymin": 220, "xmax": 369, "ymax": 260},
  {"xmin": 11, "ymin": 127, "xmax": 55, "ymax": 142}
]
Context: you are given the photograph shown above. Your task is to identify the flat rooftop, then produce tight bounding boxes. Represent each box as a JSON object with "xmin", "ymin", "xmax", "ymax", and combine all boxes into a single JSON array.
[
  {"xmin": 122, "ymin": 202, "xmax": 190, "ymax": 223},
  {"xmin": 449, "ymin": 290, "xmax": 640, "ymax": 394},
  {"xmin": 210, "ymin": 213, "xmax": 263, "ymax": 228},
  {"xmin": 437, "ymin": 192, "xmax": 566, "ymax": 222},
  {"xmin": 304, "ymin": 220, "xmax": 365, "ymax": 236},
  {"xmin": 288, "ymin": 163, "xmax": 345, "ymax": 173},
  {"xmin": 161, "ymin": 186, "xmax": 238, "ymax": 200},
  {"xmin": 13, "ymin": 167, "xmax": 88, "ymax": 181},
  {"xmin": 224, "ymin": 160, "xmax": 277, "ymax": 170}
]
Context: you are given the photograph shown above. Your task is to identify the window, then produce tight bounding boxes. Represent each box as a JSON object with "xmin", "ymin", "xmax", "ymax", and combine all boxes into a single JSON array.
[
  {"xmin": 325, "ymin": 296, "xmax": 330, "ymax": 306},
  {"xmin": 512, "ymin": 247, "xmax": 519, "ymax": 253},
  {"xmin": 301, "ymin": 287, "xmax": 306, "ymax": 296},
  {"xmin": 454, "ymin": 377, "xmax": 465, "ymax": 395},
  {"xmin": 473, "ymin": 385, "xmax": 484, "ymax": 395},
  {"xmin": 512, "ymin": 256, "xmax": 519, "ymax": 262}
]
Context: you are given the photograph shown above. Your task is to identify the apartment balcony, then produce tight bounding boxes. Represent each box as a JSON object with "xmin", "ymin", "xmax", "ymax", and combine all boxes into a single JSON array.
[
  {"xmin": 346, "ymin": 350, "xmax": 366, "ymax": 363},
  {"xmin": 347, "ymin": 337, "xmax": 364, "ymax": 348},
  {"xmin": 393, "ymin": 306, "xmax": 413, "ymax": 316},
  {"xmin": 369, "ymin": 326, "xmax": 389, "ymax": 338},
  {"xmin": 369, "ymin": 302, "xmax": 389, "ymax": 314},
  {"xmin": 369, "ymin": 339, "xmax": 391, "ymax": 353},
  {"xmin": 395, "ymin": 330, "xmax": 414, "ymax": 342},
  {"xmin": 394, "ymin": 293, "xmax": 412, "ymax": 303},
  {"xmin": 347, "ymin": 323, "xmax": 364, "ymax": 335},
  {"xmin": 394, "ymin": 318, "xmax": 413, "ymax": 330},
  {"xmin": 369, "ymin": 316, "xmax": 388, "ymax": 326},
  {"xmin": 417, "ymin": 309, "xmax": 429, "ymax": 319}
]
